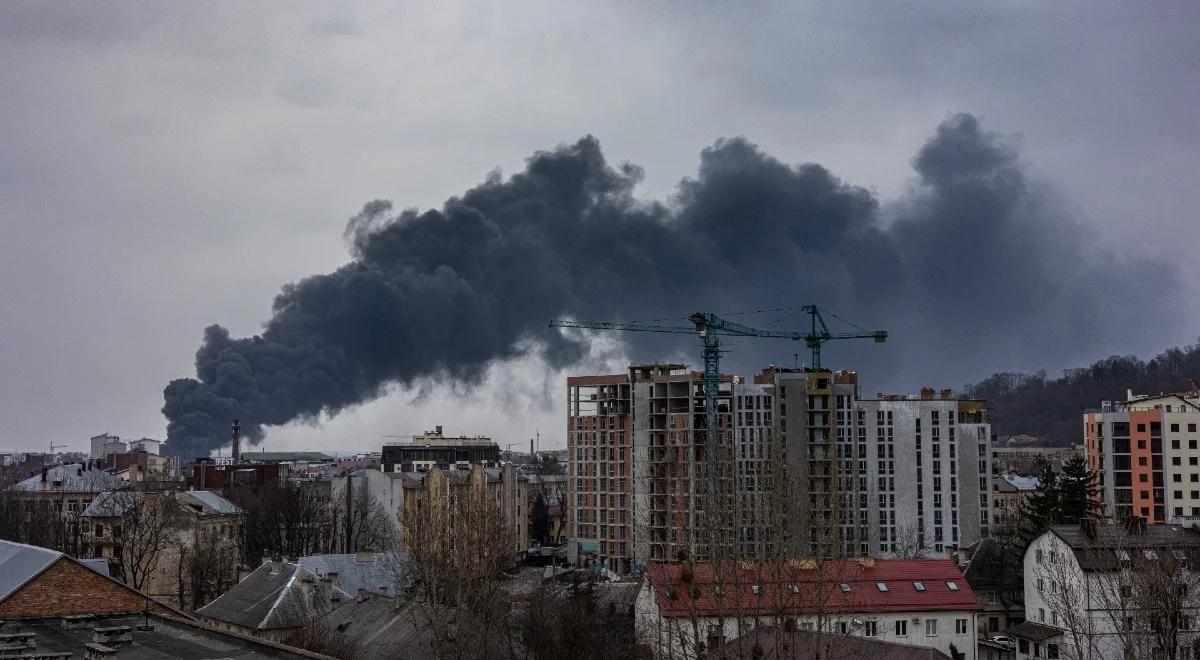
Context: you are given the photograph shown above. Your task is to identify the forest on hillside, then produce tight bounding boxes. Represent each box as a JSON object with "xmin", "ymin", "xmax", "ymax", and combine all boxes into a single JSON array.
[{"xmin": 963, "ymin": 338, "xmax": 1200, "ymax": 446}]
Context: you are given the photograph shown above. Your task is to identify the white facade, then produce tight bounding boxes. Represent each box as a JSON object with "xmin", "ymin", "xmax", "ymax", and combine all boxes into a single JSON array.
[{"xmin": 635, "ymin": 580, "xmax": 978, "ymax": 660}]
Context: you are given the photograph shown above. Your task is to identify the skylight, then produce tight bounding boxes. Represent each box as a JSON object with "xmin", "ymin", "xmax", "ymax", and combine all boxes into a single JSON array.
[
  {"xmin": 840, "ymin": 583, "xmax": 852, "ymax": 593},
  {"xmin": 789, "ymin": 584, "xmax": 801, "ymax": 594},
  {"xmin": 751, "ymin": 585, "xmax": 762, "ymax": 595},
  {"xmin": 913, "ymin": 581, "xmax": 926, "ymax": 592},
  {"xmin": 1144, "ymin": 549, "xmax": 1158, "ymax": 560},
  {"xmin": 876, "ymin": 582, "xmax": 888, "ymax": 592},
  {"xmin": 946, "ymin": 581, "xmax": 959, "ymax": 592}
]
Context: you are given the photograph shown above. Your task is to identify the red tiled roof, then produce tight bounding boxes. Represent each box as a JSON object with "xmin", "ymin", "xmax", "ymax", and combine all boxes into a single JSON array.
[{"xmin": 646, "ymin": 559, "xmax": 979, "ymax": 618}]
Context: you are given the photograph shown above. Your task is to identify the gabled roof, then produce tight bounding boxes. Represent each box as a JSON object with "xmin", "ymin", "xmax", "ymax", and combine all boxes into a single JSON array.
[
  {"xmin": 82, "ymin": 490, "xmax": 143, "ymax": 517},
  {"xmin": 1046, "ymin": 523, "xmax": 1200, "ymax": 571},
  {"xmin": 297, "ymin": 552, "xmax": 409, "ymax": 598},
  {"xmin": 197, "ymin": 561, "xmax": 350, "ymax": 630},
  {"xmin": 177, "ymin": 490, "xmax": 241, "ymax": 515},
  {"xmin": 0, "ymin": 539, "xmax": 62, "ymax": 602},
  {"xmin": 10, "ymin": 464, "xmax": 121, "ymax": 493},
  {"xmin": 646, "ymin": 559, "xmax": 978, "ymax": 618}
]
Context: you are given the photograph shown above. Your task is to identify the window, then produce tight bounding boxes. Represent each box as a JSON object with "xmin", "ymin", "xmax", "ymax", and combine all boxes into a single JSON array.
[
  {"xmin": 926, "ymin": 619, "xmax": 937, "ymax": 636},
  {"xmin": 894, "ymin": 620, "xmax": 907, "ymax": 636},
  {"xmin": 840, "ymin": 583, "xmax": 852, "ymax": 593},
  {"xmin": 1036, "ymin": 549, "xmax": 1045, "ymax": 563},
  {"xmin": 876, "ymin": 582, "xmax": 888, "ymax": 592},
  {"xmin": 956, "ymin": 618, "xmax": 969, "ymax": 635},
  {"xmin": 1051, "ymin": 610, "xmax": 1058, "ymax": 626},
  {"xmin": 913, "ymin": 581, "xmax": 926, "ymax": 592},
  {"xmin": 946, "ymin": 580, "xmax": 960, "ymax": 591},
  {"xmin": 789, "ymin": 584, "xmax": 800, "ymax": 594},
  {"xmin": 864, "ymin": 620, "xmax": 877, "ymax": 637},
  {"xmin": 750, "ymin": 585, "xmax": 762, "ymax": 595},
  {"xmin": 1047, "ymin": 643, "xmax": 1060, "ymax": 659},
  {"xmin": 1037, "ymin": 577, "xmax": 1045, "ymax": 591},
  {"xmin": 1039, "ymin": 607, "xmax": 1045, "ymax": 622}
]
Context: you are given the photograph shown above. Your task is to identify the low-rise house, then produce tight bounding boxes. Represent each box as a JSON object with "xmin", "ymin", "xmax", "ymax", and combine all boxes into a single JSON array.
[
  {"xmin": 962, "ymin": 537, "xmax": 1026, "ymax": 635},
  {"xmin": 0, "ymin": 539, "xmax": 179, "ymax": 620},
  {"xmin": 81, "ymin": 490, "xmax": 242, "ymax": 609},
  {"xmin": 636, "ymin": 558, "xmax": 981, "ymax": 660},
  {"xmin": 197, "ymin": 560, "xmax": 350, "ymax": 641},
  {"xmin": 5, "ymin": 463, "xmax": 122, "ymax": 554},
  {"xmin": 1021, "ymin": 522, "xmax": 1200, "ymax": 660}
]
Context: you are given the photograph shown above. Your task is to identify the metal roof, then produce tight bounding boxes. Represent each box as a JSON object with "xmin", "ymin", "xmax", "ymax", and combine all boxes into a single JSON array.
[
  {"xmin": 178, "ymin": 490, "xmax": 242, "ymax": 515},
  {"xmin": 10, "ymin": 464, "xmax": 121, "ymax": 493},
  {"xmin": 197, "ymin": 561, "xmax": 350, "ymax": 631},
  {"xmin": 81, "ymin": 490, "xmax": 143, "ymax": 517},
  {"xmin": 296, "ymin": 552, "xmax": 408, "ymax": 598},
  {"xmin": 0, "ymin": 539, "xmax": 62, "ymax": 602}
]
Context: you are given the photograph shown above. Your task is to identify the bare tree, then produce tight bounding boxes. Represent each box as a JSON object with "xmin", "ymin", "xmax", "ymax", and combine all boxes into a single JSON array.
[{"xmin": 113, "ymin": 492, "xmax": 186, "ymax": 591}]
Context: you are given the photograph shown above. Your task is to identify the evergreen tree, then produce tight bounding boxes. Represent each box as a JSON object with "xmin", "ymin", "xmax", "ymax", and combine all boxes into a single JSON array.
[
  {"xmin": 530, "ymin": 493, "xmax": 550, "ymax": 545},
  {"xmin": 1058, "ymin": 456, "xmax": 1100, "ymax": 524},
  {"xmin": 1018, "ymin": 466, "xmax": 1061, "ymax": 545}
]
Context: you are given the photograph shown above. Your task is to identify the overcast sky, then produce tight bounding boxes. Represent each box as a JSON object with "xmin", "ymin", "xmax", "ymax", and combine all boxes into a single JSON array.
[{"xmin": 1, "ymin": 2, "xmax": 1197, "ymax": 454}]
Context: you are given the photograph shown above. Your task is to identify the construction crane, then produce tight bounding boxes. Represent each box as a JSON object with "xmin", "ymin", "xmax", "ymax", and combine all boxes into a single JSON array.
[
  {"xmin": 549, "ymin": 306, "xmax": 886, "ymax": 551},
  {"xmin": 48, "ymin": 442, "xmax": 68, "ymax": 453}
]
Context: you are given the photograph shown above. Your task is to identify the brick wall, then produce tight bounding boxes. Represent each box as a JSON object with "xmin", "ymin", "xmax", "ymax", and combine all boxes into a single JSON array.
[{"xmin": 0, "ymin": 557, "xmax": 177, "ymax": 620}]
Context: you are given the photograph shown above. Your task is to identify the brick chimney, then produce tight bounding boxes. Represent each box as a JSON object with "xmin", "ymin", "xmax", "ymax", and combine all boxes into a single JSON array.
[{"xmin": 920, "ymin": 387, "xmax": 934, "ymax": 400}]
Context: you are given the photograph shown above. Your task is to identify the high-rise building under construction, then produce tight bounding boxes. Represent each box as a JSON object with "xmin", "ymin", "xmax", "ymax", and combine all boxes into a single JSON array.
[{"xmin": 566, "ymin": 364, "xmax": 992, "ymax": 573}]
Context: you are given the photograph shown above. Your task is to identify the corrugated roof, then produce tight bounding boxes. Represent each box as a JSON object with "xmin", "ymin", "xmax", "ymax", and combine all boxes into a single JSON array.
[
  {"xmin": 178, "ymin": 490, "xmax": 242, "ymax": 515},
  {"xmin": 646, "ymin": 559, "xmax": 979, "ymax": 618},
  {"xmin": 11, "ymin": 464, "xmax": 121, "ymax": 493},
  {"xmin": 197, "ymin": 561, "xmax": 350, "ymax": 631},
  {"xmin": 82, "ymin": 490, "xmax": 143, "ymax": 517},
  {"xmin": 0, "ymin": 539, "xmax": 62, "ymax": 602},
  {"xmin": 297, "ymin": 552, "xmax": 409, "ymax": 597}
]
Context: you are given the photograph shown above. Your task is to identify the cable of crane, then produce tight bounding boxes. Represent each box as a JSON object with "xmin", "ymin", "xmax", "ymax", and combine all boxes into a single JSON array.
[
  {"xmin": 621, "ymin": 305, "xmax": 806, "ymax": 324},
  {"xmin": 820, "ymin": 307, "xmax": 871, "ymax": 333}
]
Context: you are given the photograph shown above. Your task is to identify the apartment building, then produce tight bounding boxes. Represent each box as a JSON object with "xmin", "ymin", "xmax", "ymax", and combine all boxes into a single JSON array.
[
  {"xmin": 1085, "ymin": 390, "xmax": 1200, "ymax": 523},
  {"xmin": 380, "ymin": 426, "xmax": 500, "ymax": 473},
  {"xmin": 568, "ymin": 364, "xmax": 994, "ymax": 572}
]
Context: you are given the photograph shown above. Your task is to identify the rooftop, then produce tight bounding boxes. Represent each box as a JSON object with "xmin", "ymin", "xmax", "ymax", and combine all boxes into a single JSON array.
[
  {"xmin": 646, "ymin": 559, "xmax": 978, "ymax": 618},
  {"xmin": 0, "ymin": 613, "xmax": 317, "ymax": 659},
  {"xmin": 177, "ymin": 490, "xmax": 242, "ymax": 516},
  {"xmin": 296, "ymin": 552, "xmax": 409, "ymax": 598},
  {"xmin": 197, "ymin": 561, "xmax": 350, "ymax": 631},
  {"xmin": 10, "ymin": 464, "xmax": 122, "ymax": 493}
]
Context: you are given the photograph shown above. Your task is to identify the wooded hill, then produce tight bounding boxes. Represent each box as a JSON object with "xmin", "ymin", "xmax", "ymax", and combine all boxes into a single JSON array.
[{"xmin": 964, "ymin": 338, "xmax": 1200, "ymax": 446}]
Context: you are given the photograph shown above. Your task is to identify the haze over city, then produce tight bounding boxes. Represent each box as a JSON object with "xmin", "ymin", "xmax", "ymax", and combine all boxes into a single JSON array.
[{"xmin": 2, "ymin": 2, "xmax": 1198, "ymax": 455}]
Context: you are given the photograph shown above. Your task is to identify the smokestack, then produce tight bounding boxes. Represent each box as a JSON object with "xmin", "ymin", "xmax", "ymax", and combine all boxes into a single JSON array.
[{"xmin": 231, "ymin": 419, "xmax": 240, "ymax": 464}]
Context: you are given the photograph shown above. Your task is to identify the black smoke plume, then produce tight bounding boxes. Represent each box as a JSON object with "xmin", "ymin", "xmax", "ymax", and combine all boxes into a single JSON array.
[{"xmin": 162, "ymin": 114, "xmax": 1180, "ymax": 457}]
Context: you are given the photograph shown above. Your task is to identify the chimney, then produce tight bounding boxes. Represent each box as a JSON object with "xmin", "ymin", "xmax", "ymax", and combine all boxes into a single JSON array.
[
  {"xmin": 940, "ymin": 388, "xmax": 953, "ymax": 400},
  {"xmin": 920, "ymin": 387, "xmax": 934, "ymax": 400},
  {"xmin": 231, "ymin": 419, "xmax": 241, "ymax": 464},
  {"xmin": 41, "ymin": 467, "xmax": 48, "ymax": 483},
  {"xmin": 435, "ymin": 425, "xmax": 443, "ymax": 435}
]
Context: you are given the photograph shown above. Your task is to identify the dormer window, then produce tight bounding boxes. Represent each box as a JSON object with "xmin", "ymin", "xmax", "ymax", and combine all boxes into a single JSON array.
[
  {"xmin": 789, "ymin": 584, "xmax": 801, "ymax": 594},
  {"xmin": 751, "ymin": 585, "xmax": 762, "ymax": 595}
]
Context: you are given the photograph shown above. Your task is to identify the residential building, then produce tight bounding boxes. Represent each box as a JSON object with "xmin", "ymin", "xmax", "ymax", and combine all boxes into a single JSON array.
[
  {"xmin": 525, "ymin": 473, "xmax": 568, "ymax": 545},
  {"xmin": 80, "ymin": 490, "xmax": 243, "ymax": 608},
  {"xmin": 992, "ymin": 475, "xmax": 1039, "ymax": 531},
  {"xmin": 381, "ymin": 425, "xmax": 499, "ymax": 472},
  {"xmin": 197, "ymin": 560, "xmax": 350, "ymax": 641},
  {"xmin": 1085, "ymin": 390, "xmax": 1200, "ymax": 523},
  {"xmin": 1019, "ymin": 522, "xmax": 1200, "ymax": 660},
  {"xmin": 992, "ymin": 445, "xmax": 1081, "ymax": 477},
  {"xmin": 635, "ymin": 558, "xmax": 980, "ymax": 660},
  {"xmin": 0, "ymin": 539, "xmax": 180, "ymax": 620},
  {"xmin": 962, "ymin": 538, "xmax": 1026, "ymax": 635},
  {"xmin": 89, "ymin": 433, "xmax": 126, "ymax": 460},
  {"xmin": 567, "ymin": 364, "xmax": 994, "ymax": 572},
  {"xmin": 6, "ymin": 463, "xmax": 122, "ymax": 554}
]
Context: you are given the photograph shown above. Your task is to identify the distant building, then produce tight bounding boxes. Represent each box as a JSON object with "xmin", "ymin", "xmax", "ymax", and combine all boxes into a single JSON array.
[
  {"xmin": 992, "ymin": 475, "xmax": 1039, "ymax": 531},
  {"xmin": 567, "ymin": 364, "xmax": 994, "ymax": 573},
  {"xmin": 381, "ymin": 426, "xmax": 500, "ymax": 472},
  {"xmin": 991, "ymin": 445, "xmax": 1081, "ymax": 477},
  {"xmin": 297, "ymin": 551, "xmax": 409, "ymax": 598},
  {"xmin": 89, "ymin": 433, "xmax": 125, "ymax": 460},
  {"xmin": 189, "ymin": 461, "xmax": 283, "ymax": 493},
  {"xmin": 1085, "ymin": 390, "xmax": 1200, "ymax": 523},
  {"xmin": 239, "ymin": 451, "xmax": 334, "ymax": 464},
  {"xmin": 636, "ymin": 558, "xmax": 980, "ymax": 660}
]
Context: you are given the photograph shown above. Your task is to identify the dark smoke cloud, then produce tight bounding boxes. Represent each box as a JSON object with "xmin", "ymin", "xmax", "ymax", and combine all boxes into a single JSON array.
[{"xmin": 162, "ymin": 113, "xmax": 1180, "ymax": 457}]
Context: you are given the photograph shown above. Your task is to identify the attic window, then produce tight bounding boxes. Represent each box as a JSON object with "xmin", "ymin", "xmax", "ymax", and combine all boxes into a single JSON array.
[
  {"xmin": 876, "ymin": 582, "xmax": 888, "ymax": 592},
  {"xmin": 751, "ymin": 585, "xmax": 762, "ymax": 595},
  {"xmin": 840, "ymin": 583, "xmax": 852, "ymax": 594},
  {"xmin": 1116, "ymin": 549, "xmax": 1131, "ymax": 562},
  {"xmin": 946, "ymin": 581, "xmax": 960, "ymax": 592},
  {"xmin": 789, "ymin": 584, "xmax": 801, "ymax": 594},
  {"xmin": 913, "ymin": 582, "xmax": 926, "ymax": 592},
  {"xmin": 1144, "ymin": 550, "xmax": 1158, "ymax": 560}
]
